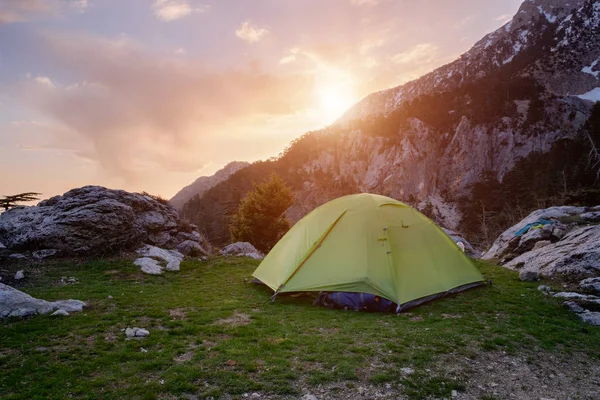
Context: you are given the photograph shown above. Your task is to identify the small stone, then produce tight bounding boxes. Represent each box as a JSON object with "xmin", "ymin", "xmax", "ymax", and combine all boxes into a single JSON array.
[
  {"xmin": 538, "ymin": 285, "xmax": 552, "ymax": 293},
  {"xmin": 141, "ymin": 348, "xmax": 148, "ymax": 353},
  {"xmin": 226, "ymin": 359, "xmax": 237, "ymax": 366},
  {"xmin": 519, "ymin": 270, "xmax": 539, "ymax": 282},
  {"xmin": 400, "ymin": 367, "xmax": 414, "ymax": 375},
  {"xmin": 579, "ymin": 311, "xmax": 600, "ymax": 326},
  {"xmin": 159, "ymin": 379, "xmax": 165, "ymax": 385},
  {"xmin": 125, "ymin": 328, "xmax": 136, "ymax": 338},
  {"xmin": 108, "ymin": 295, "xmax": 113, "ymax": 299},
  {"xmin": 301, "ymin": 395, "xmax": 318, "ymax": 400},
  {"xmin": 358, "ymin": 387, "xmax": 366, "ymax": 395},
  {"xmin": 385, "ymin": 383, "xmax": 391, "ymax": 390},
  {"xmin": 564, "ymin": 301, "xmax": 585, "ymax": 313},
  {"xmin": 451, "ymin": 390, "xmax": 458, "ymax": 398},
  {"xmin": 14, "ymin": 270, "xmax": 25, "ymax": 280},
  {"xmin": 250, "ymin": 393, "xmax": 260, "ymax": 398},
  {"xmin": 135, "ymin": 328, "xmax": 150, "ymax": 337},
  {"xmin": 51, "ymin": 309, "xmax": 69, "ymax": 316}
]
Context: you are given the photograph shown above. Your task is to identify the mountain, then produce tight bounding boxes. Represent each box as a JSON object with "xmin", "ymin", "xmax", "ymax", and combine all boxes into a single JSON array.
[
  {"xmin": 180, "ymin": 0, "xmax": 600, "ymax": 247},
  {"xmin": 169, "ymin": 161, "xmax": 250, "ymax": 210}
]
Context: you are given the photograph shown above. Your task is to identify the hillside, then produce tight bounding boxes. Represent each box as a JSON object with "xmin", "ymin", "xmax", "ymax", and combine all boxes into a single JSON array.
[{"xmin": 181, "ymin": 0, "xmax": 600, "ymax": 247}]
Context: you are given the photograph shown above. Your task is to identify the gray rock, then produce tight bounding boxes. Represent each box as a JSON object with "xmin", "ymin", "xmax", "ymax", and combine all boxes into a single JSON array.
[
  {"xmin": 564, "ymin": 301, "xmax": 585, "ymax": 313},
  {"xmin": 519, "ymin": 270, "xmax": 539, "ymax": 282},
  {"xmin": 136, "ymin": 245, "xmax": 183, "ymax": 271},
  {"xmin": 0, "ymin": 241, "xmax": 5, "ymax": 249},
  {"xmin": 0, "ymin": 282, "xmax": 85, "ymax": 318},
  {"xmin": 579, "ymin": 312, "xmax": 600, "ymax": 326},
  {"xmin": 532, "ymin": 240, "xmax": 552, "ymax": 251},
  {"xmin": 125, "ymin": 327, "xmax": 150, "ymax": 338},
  {"xmin": 505, "ymin": 226, "xmax": 600, "ymax": 278},
  {"xmin": 9, "ymin": 253, "xmax": 27, "ymax": 260},
  {"xmin": 32, "ymin": 249, "xmax": 58, "ymax": 260},
  {"xmin": 220, "ymin": 242, "xmax": 264, "ymax": 260},
  {"xmin": 176, "ymin": 240, "xmax": 208, "ymax": 257},
  {"xmin": 125, "ymin": 328, "xmax": 136, "ymax": 338},
  {"xmin": 135, "ymin": 328, "xmax": 150, "ymax": 337},
  {"xmin": 579, "ymin": 277, "xmax": 600, "ymax": 296},
  {"xmin": 538, "ymin": 285, "xmax": 552, "ymax": 293},
  {"xmin": 581, "ymin": 212, "xmax": 600, "ymax": 223},
  {"xmin": 441, "ymin": 228, "xmax": 478, "ymax": 257},
  {"xmin": 516, "ymin": 228, "xmax": 551, "ymax": 254},
  {"xmin": 0, "ymin": 186, "xmax": 207, "ymax": 256},
  {"xmin": 483, "ymin": 206, "xmax": 584, "ymax": 260},
  {"xmin": 14, "ymin": 270, "xmax": 24, "ymax": 280},
  {"xmin": 134, "ymin": 257, "xmax": 163, "ymax": 275},
  {"xmin": 301, "ymin": 395, "xmax": 318, "ymax": 400},
  {"xmin": 51, "ymin": 309, "xmax": 69, "ymax": 316}
]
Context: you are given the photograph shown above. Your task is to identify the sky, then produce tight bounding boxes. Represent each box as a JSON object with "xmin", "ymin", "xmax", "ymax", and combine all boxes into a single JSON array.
[{"xmin": 0, "ymin": 0, "xmax": 524, "ymax": 200}]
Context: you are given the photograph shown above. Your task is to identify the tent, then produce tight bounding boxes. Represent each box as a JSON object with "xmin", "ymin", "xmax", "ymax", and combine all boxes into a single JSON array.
[{"xmin": 252, "ymin": 193, "xmax": 484, "ymax": 311}]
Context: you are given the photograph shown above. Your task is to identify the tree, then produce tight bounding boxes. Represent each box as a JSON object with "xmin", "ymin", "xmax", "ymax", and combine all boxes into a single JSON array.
[
  {"xmin": 229, "ymin": 174, "xmax": 294, "ymax": 252},
  {"xmin": 0, "ymin": 192, "xmax": 41, "ymax": 211}
]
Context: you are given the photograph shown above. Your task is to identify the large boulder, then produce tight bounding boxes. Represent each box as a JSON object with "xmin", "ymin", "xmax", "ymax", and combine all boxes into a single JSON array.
[
  {"xmin": 220, "ymin": 242, "xmax": 264, "ymax": 260},
  {"xmin": 0, "ymin": 282, "xmax": 85, "ymax": 318},
  {"xmin": 135, "ymin": 245, "xmax": 184, "ymax": 272},
  {"xmin": 0, "ymin": 186, "xmax": 208, "ymax": 256},
  {"xmin": 482, "ymin": 206, "xmax": 587, "ymax": 261}
]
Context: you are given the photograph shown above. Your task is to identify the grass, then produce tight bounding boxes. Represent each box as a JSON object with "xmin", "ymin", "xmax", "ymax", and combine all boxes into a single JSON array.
[{"xmin": 0, "ymin": 258, "xmax": 599, "ymax": 399}]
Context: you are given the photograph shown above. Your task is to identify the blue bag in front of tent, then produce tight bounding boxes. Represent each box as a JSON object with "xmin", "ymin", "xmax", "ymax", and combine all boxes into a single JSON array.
[{"xmin": 314, "ymin": 292, "xmax": 395, "ymax": 312}]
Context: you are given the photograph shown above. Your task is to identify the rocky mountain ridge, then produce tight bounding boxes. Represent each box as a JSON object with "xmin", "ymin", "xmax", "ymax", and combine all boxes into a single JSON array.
[
  {"xmin": 170, "ymin": 161, "xmax": 250, "ymax": 210},
  {"xmin": 180, "ymin": 0, "xmax": 600, "ymax": 246}
]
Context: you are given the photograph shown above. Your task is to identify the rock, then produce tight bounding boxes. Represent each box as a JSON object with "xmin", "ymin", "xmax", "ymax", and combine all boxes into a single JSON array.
[
  {"xmin": 0, "ymin": 282, "xmax": 86, "ymax": 318},
  {"xmin": 176, "ymin": 240, "xmax": 208, "ymax": 257},
  {"xmin": 108, "ymin": 295, "xmax": 113, "ymax": 299},
  {"xmin": 504, "ymin": 226, "xmax": 600, "ymax": 278},
  {"xmin": 9, "ymin": 253, "xmax": 27, "ymax": 260},
  {"xmin": 51, "ymin": 309, "xmax": 69, "ymax": 316},
  {"xmin": 14, "ymin": 270, "xmax": 25, "ymax": 280},
  {"xmin": 59, "ymin": 276, "xmax": 79, "ymax": 285},
  {"xmin": 135, "ymin": 328, "xmax": 150, "ymax": 337},
  {"xmin": 0, "ymin": 241, "xmax": 5, "ymax": 249},
  {"xmin": 516, "ymin": 228, "xmax": 552, "ymax": 254},
  {"xmin": 136, "ymin": 245, "xmax": 183, "ymax": 271},
  {"xmin": 220, "ymin": 242, "xmax": 264, "ymax": 260},
  {"xmin": 441, "ymin": 228, "xmax": 478, "ymax": 257},
  {"xmin": 125, "ymin": 327, "xmax": 149, "ymax": 338},
  {"xmin": 579, "ymin": 312, "xmax": 600, "ymax": 326},
  {"xmin": 301, "ymin": 395, "xmax": 318, "ymax": 400},
  {"xmin": 134, "ymin": 257, "xmax": 163, "ymax": 275},
  {"xmin": 32, "ymin": 249, "xmax": 58, "ymax": 260},
  {"xmin": 125, "ymin": 328, "xmax": 136, "ymax": 338},
  {"xmin": 579, "ymin": 277, "xmax": 600, "ymax": 296},
  {"xmin": 483, "ymin": 206, "xmax": 584, "ymax": 260},
  {"xmin": 538, "ymin": 285, "xmax": 552, "ymax": 293},
  {"xmin": 400, "ymin": 367, "xmax": 414, "ymax": 375},
  {"xmin": 0, "ymin": 186, "xmax": 208, "ymax": 256},
  {"xmin": 581, "ymin": 212, "xmax": 600, "ymax": 223},
  {"xmin": 532, "ymin": 240, "xmax": 552, "ymax": 251},
  {"xmin": 564, "ymin": 301, "xmax": 585, "ymax": 313},
  {"xmin": 451, "ymin": 390, "xmax": 458, "ymax": 398},
  {"xmin": 519, "ymin": 270, "xmax": 539, "ymax": 282}
]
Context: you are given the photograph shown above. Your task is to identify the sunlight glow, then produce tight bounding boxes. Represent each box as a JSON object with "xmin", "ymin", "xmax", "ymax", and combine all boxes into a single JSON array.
[{"xmin": 313, "ymin": 67, "xmax": 358, "ymax": 125}]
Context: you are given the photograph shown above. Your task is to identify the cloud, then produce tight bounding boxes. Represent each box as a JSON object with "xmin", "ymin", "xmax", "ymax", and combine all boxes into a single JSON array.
[
  {"xmin": 152, "ymin": 0, "xmax": 208, "ymax": 22},
  {"xmin": 16, "ymin": 33, "xmax": 314, "ymax": 180},
  {"xmin": 391, "ymin": 43, "xmax": 439, "ymax": 64},
  {"xmin": 235, "ymin": 21, "xmax": 269, "ymax": 44},
  {"xmin": 494, "ymin": 13, "xmax": 512, "ymax": 23},
  {"xmin": 0, "ymin": 0, "xmax": 58, "ymax": 24},
  {"xmin": 350, "ymin": 0, "xmax": 379, "ymax": 6}
]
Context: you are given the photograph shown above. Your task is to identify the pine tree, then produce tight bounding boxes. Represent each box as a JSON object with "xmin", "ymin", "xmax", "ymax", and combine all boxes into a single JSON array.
[
  {"xmin": 0, "ymin": 192, "xmax": 41, "ymax": 211},
  {"xmin": 229, "ymin": 174, "xmax": 294, "ymax": 252}
]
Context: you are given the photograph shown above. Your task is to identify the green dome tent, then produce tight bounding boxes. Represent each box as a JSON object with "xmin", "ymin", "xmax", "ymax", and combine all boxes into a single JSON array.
[{"xmin": 252, "ymin": 193, "xmax": 484, "ymax": 311}]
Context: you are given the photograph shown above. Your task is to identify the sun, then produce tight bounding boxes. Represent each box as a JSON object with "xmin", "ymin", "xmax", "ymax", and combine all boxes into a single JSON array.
[{"xmin": 316, "ymin": 85, "xmax": 357, "ymax": 124}]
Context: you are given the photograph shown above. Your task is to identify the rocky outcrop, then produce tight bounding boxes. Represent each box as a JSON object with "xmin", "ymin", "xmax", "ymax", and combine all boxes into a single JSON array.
[
  {"xmin": 441, "ymin": 228, "xmax": 478, "ymax": 257},
  {"xmin": 220, "ymin": 242, "xmax": 263, "ymax": 260},
  {"xmin": 483, "ymin": 206, "xmax": 600, "ymax": 279},
  {"xmin": 170, "ymin": 161, "xmax": 250, "ymax": 210},
  {"xmin": 0, "ymin": 186, "xmax": 210, "ymax": 257},
  {"xmin": 0, "ymin": 282, "xmax": 85, "ymax": 318}
]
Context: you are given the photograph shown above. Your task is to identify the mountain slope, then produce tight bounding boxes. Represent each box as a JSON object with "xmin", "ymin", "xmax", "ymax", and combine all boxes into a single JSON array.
[
  {"xmin": 181, "ymin": 0, "xmax": 600, "ymax": 246},
  {"xmin": 169, "ymin": 161, "xmax": 249, "ymax": 210}
]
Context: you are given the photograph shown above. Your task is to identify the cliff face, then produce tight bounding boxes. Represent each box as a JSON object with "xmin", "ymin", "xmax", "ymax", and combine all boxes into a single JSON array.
[{"xmin": 180, "ymin": 0, "xmax": 600, "ymax": 246}]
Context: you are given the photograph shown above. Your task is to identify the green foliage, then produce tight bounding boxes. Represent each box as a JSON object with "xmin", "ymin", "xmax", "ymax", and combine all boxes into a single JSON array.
[
  {"xmin": 229, "ymin": 174, "xmax": 294, "ymax": 252},
  {"xmin": 0, "ymin": 192, "xmax": 41, "ymax": 211}
]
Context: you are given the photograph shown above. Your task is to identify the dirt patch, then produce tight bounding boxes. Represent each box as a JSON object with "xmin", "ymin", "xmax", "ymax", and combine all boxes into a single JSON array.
[
  {"xmin": 174, "ymin": 351, "xmax": 195, "ymax": 363},
  {"xmin": 213, "ymin": 312, "xmax": 251, "ymax": 327},
  {"xmin": 169, "ymin": 308, "xmax": 187, "ymax": 320}
]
